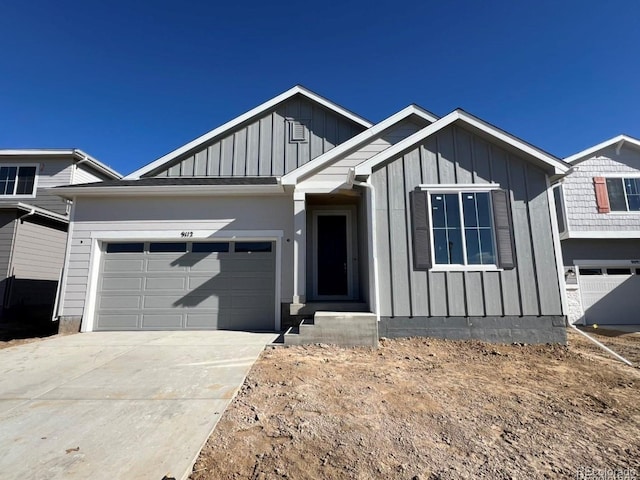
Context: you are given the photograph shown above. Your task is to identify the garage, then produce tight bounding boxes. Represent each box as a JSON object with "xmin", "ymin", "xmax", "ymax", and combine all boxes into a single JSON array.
[
  {"xmin": 94, "ymin": 240, "xmax": 276, "ymax": 331},
  {"xmin": 578, "ymin": 265, "xmax": 640, "ymax": 325}
]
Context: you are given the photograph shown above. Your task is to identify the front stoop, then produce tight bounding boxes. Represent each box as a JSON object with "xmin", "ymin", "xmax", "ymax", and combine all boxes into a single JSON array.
[{"xmin": 284, "ymin": 311, "xmax": 378, "ymax": 347}]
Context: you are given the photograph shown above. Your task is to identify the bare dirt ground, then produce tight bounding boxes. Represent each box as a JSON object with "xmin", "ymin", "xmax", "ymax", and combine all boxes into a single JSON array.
[{"xmin": 191, "ymin": 328, "xmax": 640, "ymax": 480}]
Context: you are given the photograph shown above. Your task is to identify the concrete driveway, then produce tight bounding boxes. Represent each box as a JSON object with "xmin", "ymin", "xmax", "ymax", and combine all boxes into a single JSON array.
[{"xmin": 0, "ymin": 330, "xmax": 278, "ymax": 480}]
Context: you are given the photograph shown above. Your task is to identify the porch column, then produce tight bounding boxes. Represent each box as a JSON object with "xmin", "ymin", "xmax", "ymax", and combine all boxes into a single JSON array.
[{"xmin": 293, "ymin": 191, "xmax": 306, "ymax": 304}]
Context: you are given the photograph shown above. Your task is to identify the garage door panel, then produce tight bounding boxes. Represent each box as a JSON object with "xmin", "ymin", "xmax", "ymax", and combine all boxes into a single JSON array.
[
  {"xmin": 104, "ymin": 259, "xmax": 144, "ymax": 273},
  {"xmin": 101, "ymin": 277, "xmax": 143, "ymax": 291},
  {"xmin": 145, "ymin": 277, "xmax": 186, "ymax": 290},
  {"xmin": 96, "ymin": 314, "xmax": 139, "ymax": 329},
  {"xmin": 185, "ymin": 314, "xmax": 220, "ymax": 329},
  {"xmin": 96, "ymin": 242, "xmax": 276, "ymax": 331},
  {"xmin": 189, "ymin": 258, "xmax": 224, "ymax": 273},
  {"xmin": 187, "ymin": 275, "xmax": 233, "ymax": 290},
  {"xmin": 146, "ymin": 259, "xmax": 188, "ymax": 272},
  {"xmin": 141, "ymin": 314, "xmax": 183, "ymax": 329},
  {"xmin": 99, "ymin": 295, "xmax": 142, "ymax": 309}
]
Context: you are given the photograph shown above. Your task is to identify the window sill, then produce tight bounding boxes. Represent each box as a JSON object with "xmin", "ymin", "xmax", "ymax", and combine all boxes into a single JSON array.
[
  {"xmin": 429, "ymin": 265, "xmax": 503, "ymax": 272},
  {"xmin": 0, "ymin": 194, "xmax": 37, "ymax": 199}
]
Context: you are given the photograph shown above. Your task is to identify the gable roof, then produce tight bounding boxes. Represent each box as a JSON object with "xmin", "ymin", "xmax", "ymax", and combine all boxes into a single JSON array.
[
  {"xmin": 354, "ymin": 110, "xmax": 571, "ymax": 176},
  {"xmin": 564, "ymin": 134, "xmax": 640, "ymax": 164},
  {"xmin": 125, "ymin": 85, "xmax": 373, "ymax": 180},
  {"xmin": 0, "ymin": 149, "xmax": 121, "ymax": 179},
  {"xmin": 280, "ymin": 104, "xmax": 438, "ymax": 186}
]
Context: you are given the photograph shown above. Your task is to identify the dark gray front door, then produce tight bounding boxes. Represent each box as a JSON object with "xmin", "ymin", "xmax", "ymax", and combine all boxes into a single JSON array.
[{"xmin": 316, "ymin": 215, "xmax": 348, "ymax": 296}]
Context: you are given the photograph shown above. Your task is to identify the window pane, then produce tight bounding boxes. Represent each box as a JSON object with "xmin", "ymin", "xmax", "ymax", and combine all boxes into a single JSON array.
[
  {"xmin": 476, "ymin": 192, "xmax": 492, "ymax": 227},
  {"xmin": 192, "ymin": 242, "xmax": 229, "ymax": 253},
  {"xmin": 607, "ymin": 268, "xmax": 631, "ymax": 275},
  {"xmin": 607, "ymin": 178, "xmax": 627, "ymax": 211},
  {"xmin": 235, "ymin": 242, "xmax": 272, "ymax": 253},
  {"xmin": 628, "ymin": 194, "xmax": 640, "ymax": 211},
  {"xmin": 433, "ymin": 229, "xmax": 449, "ymax": 264},
  {"xmin": 579, "ymin": 268, "xmax": 602, "ymax": 275},
  {"xmin": 0, "ymin": 167, "xmax": 17, "ymax": 195},
  {"xmin": 149, "ymin": 242, "xmax": 187, "ymax": 253},
  {"xmin": 444, "ymin": 194, "xmax": 460, "ymax": 228},
  {"xmin": 624, "ymin": 178, "xmax": 640, "ymax": 195},
  {"xmin": 465, "ymin": 229, "xmax": 481, "ymax": 264},
  {"xmin": 16, "ymin": 167, "xmax": 36, "ymax": 195},
  {"xmin": 431, "ymin": 194, "xmax": 446, "ymax": 228},
  {"xmin": 479, "ymin": 228, "xmax": 496, "ymax": 265},
  {"xmin": 447, "ymin": 228, "xmax": 464, "ymax": 264},
  {"xmin": 462, "ymin": 193, "xmax": 477, "ymax": 227},
  {"xmin": 106, "ymin": 243, "xmax": 144, "ymax": 253}
]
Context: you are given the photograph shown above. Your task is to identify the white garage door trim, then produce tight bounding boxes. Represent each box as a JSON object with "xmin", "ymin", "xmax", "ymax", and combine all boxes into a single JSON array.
[{"xmin": 81, "ymin": 229, "xmax": 283, "ymax": 332}]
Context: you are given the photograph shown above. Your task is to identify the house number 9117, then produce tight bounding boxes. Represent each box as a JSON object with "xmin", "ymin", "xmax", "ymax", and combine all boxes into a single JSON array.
[{"xmin": 180, "ymin": 231, "xmax": 193, "ymax": 238}]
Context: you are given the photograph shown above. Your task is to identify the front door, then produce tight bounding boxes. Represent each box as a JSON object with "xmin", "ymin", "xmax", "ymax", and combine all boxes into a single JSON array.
[{"xmin": 313, "ymin": 211, "xmax": 353, "ymax": 299}]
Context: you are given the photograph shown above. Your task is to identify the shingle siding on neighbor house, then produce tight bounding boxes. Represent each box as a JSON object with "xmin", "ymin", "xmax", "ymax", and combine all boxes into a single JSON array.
[
  {"xmin": 372, "ymin": 124, "xmax": 562, "ymax": 322},
  {"xmin": 309, "ymin": 119, "xmax": 426, "ymax": 183},
  {"xmin": 149, "ymin": 95, "xmax": 366, "ymax": 178},
  {"xmin": 564, "ymin": 144, "xmax": 640, "ymax": 232}
]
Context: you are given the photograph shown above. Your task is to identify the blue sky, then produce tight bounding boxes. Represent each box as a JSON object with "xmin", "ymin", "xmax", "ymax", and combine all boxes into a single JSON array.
[{"xmin": 1, "ymin": 0, "xmax": 639, "ymax": 175}]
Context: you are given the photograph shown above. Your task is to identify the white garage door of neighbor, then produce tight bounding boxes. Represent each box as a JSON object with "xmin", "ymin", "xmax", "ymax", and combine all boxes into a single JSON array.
[
  {"xmin": 95, "ymin": 240, "xmax": 276, "ymax": 331},
  {"xmin": 578, "ymin": 266, "xmax": 640, "ymax": 325}
]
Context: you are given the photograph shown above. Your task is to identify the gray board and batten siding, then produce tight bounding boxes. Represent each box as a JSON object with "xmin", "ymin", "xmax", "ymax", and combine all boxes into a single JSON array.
[
  {"xmin": 372, "ymin": 124, "xmax": 565, "ymax": 343},
  {"xmin": 149, "ymin": 95, "xmax": 366, "ymax": 178}
]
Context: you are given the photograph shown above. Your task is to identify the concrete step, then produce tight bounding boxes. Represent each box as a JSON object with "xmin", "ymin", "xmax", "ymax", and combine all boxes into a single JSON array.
[
  {"xmin": 289, "ymin": 302, "xmax": 370, "ymax": 316},
  {"xmin": 283, "ymin": 312, "xmax": 378, "ymax": 347}
]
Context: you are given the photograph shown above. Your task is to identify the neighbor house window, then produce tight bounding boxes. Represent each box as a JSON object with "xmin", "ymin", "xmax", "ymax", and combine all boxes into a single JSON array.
[
  {"xmin": 0, "ymin": 166, "xmax": 37, "ymax": 196},
  {"xmin": 410, "ymin": 187, "xmax": 516, "ymax": 270},
  {"xmin": 431, "ymin": 192, "xmax": 496, "ymax": 265},
  {"xmin": 606, "ymin": 178, "xmax": 640, "ymax": 211}
]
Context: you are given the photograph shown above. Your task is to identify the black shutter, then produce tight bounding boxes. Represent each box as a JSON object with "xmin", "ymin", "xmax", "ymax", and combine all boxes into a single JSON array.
[
  {"xmin": 491, "ymin": 189, "xmax": 516, "ymax": 270},
  {"xmin": 410, "ymin": 189, "xmax": 431, "ymax": 270}
]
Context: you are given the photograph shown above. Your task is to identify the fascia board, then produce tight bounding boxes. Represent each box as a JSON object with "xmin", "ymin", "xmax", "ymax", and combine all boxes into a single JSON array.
[
  {"xmin": 16, "ymin": 202, "xmax": 69, "ymax": 223},
  {"xmin": 125, "ymin": 86, "xmax": 372, "ymax": 180},
  {"xmin": 564, "ymin": 135, "xmax": 640, "ymax": 164},
  {"xmin": 48, "ymin": 184, "xmax": 285, "ymax": 199},
  {"xmin": 355, "ymin": 110, "xmax": 570, "ymax": 176}
]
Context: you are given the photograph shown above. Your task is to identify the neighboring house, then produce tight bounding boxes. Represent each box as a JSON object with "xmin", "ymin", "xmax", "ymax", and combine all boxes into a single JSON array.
[
  {"xmin": 555, "ymin": 135, "xmax": 640, "ymax": 326},
  {"xmin": 0, "ymin": 150, "xmax": 121, "ymax": 321},
  {"xmin": 52, "ymin": 86, "xmax": 570, "ymax": 345}
]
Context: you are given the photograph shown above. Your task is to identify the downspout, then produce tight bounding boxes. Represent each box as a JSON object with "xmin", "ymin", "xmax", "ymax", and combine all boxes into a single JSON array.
[
  {"xmin": 348, "ymin": 168, "xmax": 380, "ymax": 322},
  {"xmin": 569, "ymin": 324, "xmax": 634, "ymax": 367}
]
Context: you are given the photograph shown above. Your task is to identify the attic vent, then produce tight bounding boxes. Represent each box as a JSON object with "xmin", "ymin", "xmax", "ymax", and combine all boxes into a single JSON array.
[{"xmin": 288, "ymin": 119, "xmax": 309, "ymax": 143}]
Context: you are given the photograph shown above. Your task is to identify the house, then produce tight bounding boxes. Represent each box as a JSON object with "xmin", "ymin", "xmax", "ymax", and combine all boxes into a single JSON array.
[
  {"xmin": 0, "ymin": 150, "xmax": 121, "ymax": 322},
  {"xmin": 52, "ymin": 86, "xmax": 570, "ymax": 344},
  {"xmin": 555, "ymin": 135, "xmax": 640, "ymax": 326}
]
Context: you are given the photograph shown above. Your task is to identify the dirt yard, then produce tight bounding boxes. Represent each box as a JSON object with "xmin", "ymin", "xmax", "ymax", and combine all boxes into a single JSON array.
[{"xmin": 191, "ymin": 328, "xmax": 640, "ymax": 480}]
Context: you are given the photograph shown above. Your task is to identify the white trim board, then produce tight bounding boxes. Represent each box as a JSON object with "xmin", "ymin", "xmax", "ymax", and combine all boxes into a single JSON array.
[
  {"xmin": 281, "ymin": 104, "xmax": 439, "ymax": 186},
  {"xmin": 354, "ymin": 110, "xmax": 570, "ymax": 176},
  {"xmin": 564, "ymin": 231, "xmax": 640, "ymax": 239},
  {"xmin": 564, "ymin": 134, "xmax": 640, "ymax": 164},
  {"xmin": 0, "ymin": 149, "xmax": 121, "ymax": 179},
  {"xmin": 126, "ymin": 85, "xmax": 373, "ymax": 179}
]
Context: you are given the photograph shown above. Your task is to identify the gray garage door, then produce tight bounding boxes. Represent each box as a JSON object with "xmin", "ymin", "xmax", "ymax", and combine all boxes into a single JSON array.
[
  {"xmin": 579, "ymin": 266, "xmax": 640, "ymax": 325},
  {"xmin": 95, "ymin": 240, "xmax": 275, "ymax": 331}
]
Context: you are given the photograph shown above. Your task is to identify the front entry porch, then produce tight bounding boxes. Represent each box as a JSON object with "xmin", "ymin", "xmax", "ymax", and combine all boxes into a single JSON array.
[{"xmin": 285, "ymin": 189, "xmax": 378, "ymax": 346}]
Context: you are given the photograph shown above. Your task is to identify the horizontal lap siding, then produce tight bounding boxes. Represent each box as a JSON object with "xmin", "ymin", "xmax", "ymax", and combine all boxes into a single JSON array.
[
  {"xmin": 0, "ymin": 159, "xmax": 72, "ymax": 215},
  {"xmin": 372, "ymin": 124, "xmax": 562, "ymax": 319},
  {"xmin": 60, "ymin": 195, "xmax": 294, "ymax": 318},
  {"xmin": 563, "ymin": 144, "xmax": 640, "ymax": 233},
  {"xmin": 11, "ymin": 220, "xmax": 67, "ymax": 280},
  {"xmin": 0, "ymin": 212, "xmax": 17, "ymax": 308},
  {"xmin": 152, "ymin": 96, "xmax": 365, "ymax": 178},
  {"xmin": 73, "ymin": 165, "xmax": 111, "ymax": 184}
]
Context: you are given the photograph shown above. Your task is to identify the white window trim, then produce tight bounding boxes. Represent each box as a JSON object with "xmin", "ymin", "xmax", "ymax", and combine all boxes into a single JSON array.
[
  {"xmin": 0, "ymin": 164, "xmax": 39, "ymax": 198},
  {"xmin": 604, "ymin": 176, "xmax": 640, "ymax": 213},
  {"xmin": 421, "ymin": 184, "xmax": 502, "ymax": 271}
]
